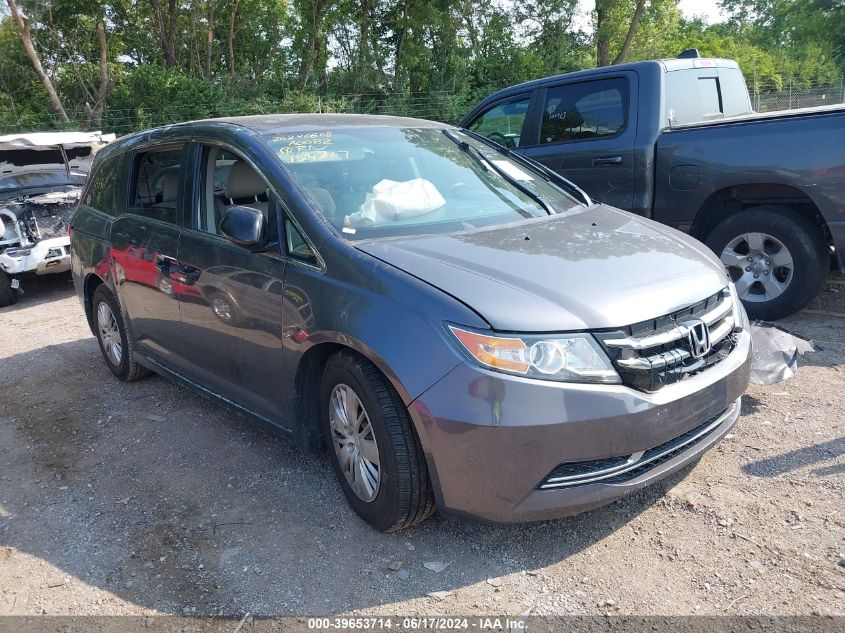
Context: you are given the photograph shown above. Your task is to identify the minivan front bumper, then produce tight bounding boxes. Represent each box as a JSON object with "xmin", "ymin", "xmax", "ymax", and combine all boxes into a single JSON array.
[{"xmin": 409, "ymin": 329, "xmax": 751, "ymax": 523}]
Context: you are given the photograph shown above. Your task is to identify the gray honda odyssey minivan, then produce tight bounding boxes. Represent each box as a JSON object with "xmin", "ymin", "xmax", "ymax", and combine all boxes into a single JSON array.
[{"xmin": 70, "ymin": 114, "xmax": 751, "ymax": 531}]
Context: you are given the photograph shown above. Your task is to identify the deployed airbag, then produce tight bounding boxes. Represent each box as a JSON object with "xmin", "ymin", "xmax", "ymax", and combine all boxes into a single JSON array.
[{"xmin": 347, "ymin": 178, "xmax": 445, "ymax": 227}]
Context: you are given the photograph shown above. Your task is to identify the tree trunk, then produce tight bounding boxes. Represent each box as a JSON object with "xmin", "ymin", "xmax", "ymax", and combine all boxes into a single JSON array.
[
  {"xmin": 91, "ymin": 19, "xmax": 110, "ymax": 127},
  {"xmin": 206, "ymin": 0, "xmax": 214, "ymax": 77},
  {"xmin": 297, "ymin": 3, "xmax": 319, "ymax": 90},
  {"xmin": 228, "ymin": 0, "xmax": 239, "ymax": 77},
  {"xmin": 612, "ymin": 0, "xmax": 647, "ymax": 65},
  {"xmin": 6, "ymin": 0, "xmax": 70, "ymax": 123},
  {"xmin": 595, "ymin": 0, "xmax": 610, "ymax": 67},
  {"xmin": 149, "ymin": 0, "xmax": 179, "ymax": 68},
  {"xmin": 393, "ymin": 0, "xmax": 412, "ymax": 91}
]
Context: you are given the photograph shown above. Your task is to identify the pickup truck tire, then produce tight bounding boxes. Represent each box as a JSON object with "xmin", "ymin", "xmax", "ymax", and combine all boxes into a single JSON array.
[
  {"xmin": 705, "ymin": 206, "xmax": 829, "ymax": 320},
  {"xmin": 92, "ymin": 285, "xmax": 151, "ymax": 382},
  {"xmin": 0, "ymin": 272, "xmax": 18, "ymax": 308},
  {"xmin": 320, "ymin": 350, "xmax": 435, "ymax": 532}
]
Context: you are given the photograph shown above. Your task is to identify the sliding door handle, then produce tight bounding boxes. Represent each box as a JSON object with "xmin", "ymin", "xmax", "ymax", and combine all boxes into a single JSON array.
[{"xmin": 592, "ymin": 155, "xmax": 623, "ymax": 166}]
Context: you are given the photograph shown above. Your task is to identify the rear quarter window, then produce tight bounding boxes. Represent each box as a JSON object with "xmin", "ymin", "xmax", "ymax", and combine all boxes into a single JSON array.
[
  {"xmin": 664, "ymin": 66, "xmax": 753, "ymax": 126},
  {"xmin": 83, "ymin": 153, "xmax": 127, "ymax": 216}
]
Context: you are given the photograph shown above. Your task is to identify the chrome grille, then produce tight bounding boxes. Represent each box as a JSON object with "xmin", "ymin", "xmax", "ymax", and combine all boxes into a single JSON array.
[{"xmin": 595, "ymin": 288, "xmax": 738, "ymax": 392}]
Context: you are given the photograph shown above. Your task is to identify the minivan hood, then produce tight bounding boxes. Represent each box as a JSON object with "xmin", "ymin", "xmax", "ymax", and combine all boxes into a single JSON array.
[{"xmin": 356, "ymin": 204, "xmax": 728, "ymax": 332}]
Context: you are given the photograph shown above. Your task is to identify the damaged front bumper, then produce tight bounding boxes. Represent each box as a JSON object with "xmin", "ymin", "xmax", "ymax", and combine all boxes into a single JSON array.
[{"xmin": 0, "ymin": 235, "xmax": 71, "ymax": 275}]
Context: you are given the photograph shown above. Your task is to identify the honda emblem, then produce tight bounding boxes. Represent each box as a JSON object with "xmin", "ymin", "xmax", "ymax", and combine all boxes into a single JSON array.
[{"xmin": 683, "ymin": 319, "xmax": 711, "ymax": 359}]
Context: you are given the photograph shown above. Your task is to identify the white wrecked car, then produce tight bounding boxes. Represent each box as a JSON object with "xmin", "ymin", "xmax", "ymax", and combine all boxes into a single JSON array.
[{"xmin": 0, "ymin": 131, "xmax": 114, "ymax": 306}]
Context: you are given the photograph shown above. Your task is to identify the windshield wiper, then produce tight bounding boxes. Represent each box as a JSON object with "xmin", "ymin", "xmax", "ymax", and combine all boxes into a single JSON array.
[
  {"xmin": 458, "ymin": 127, "xmax": 592, "ymax": 207},
  {"xmin": 442, "ymin": 129, "xmax": 552, "ymax": 216}
]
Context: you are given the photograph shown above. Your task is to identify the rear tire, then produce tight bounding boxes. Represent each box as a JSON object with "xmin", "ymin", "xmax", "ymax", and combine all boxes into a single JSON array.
[
  {"xmin": 0, "ymin": 272, "xmax": 17, "ymax": 308},
  {"xmin": 705, "ymin": 206, "xmax": 829, "ymax": 320},
  {"xmin": 320, "ymin": 351, "xmax": 435, "ymax": 532},
  {"xmin": 92, "ymin": 286, "xmax": 151, "ymax": 382}
]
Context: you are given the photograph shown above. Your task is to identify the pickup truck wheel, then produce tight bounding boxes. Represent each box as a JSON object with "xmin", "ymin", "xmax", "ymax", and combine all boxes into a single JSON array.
[
  {"xmin": 320, "ymin": 351, "xmax": 435, "ymax": 532},
  {"xmin": 705, "ymin": 206, "xmax": 829, "ymax": 320},
  {"xmin": 92, "ymin": 286, "xmax": 151, "ymax": 382},
  {"xmin": 0, "ymin": 272, "xmax": 18, "ymax": 308}
]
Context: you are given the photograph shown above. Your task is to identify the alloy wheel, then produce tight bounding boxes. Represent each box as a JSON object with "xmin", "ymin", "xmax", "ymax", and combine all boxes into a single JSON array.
[
  {"xmin": 212, "ymin": 296, "xmax": 233, "ymax": 322},
  {"xmin": 720, "ymin": 232, "xmax": 794, "ymax": 302},
  {"xmin": 328, "ymin": 383, "xmax": 380, "ymax": 502},
  {"xmin": 97, "ymin": 302, "xmax": 123, "ymax": 366}
]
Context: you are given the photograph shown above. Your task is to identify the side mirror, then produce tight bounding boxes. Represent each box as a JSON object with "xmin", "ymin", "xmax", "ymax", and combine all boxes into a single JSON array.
[{"xmin": 220, "ymin": 205, "xmax": 267, "ymax": 250}]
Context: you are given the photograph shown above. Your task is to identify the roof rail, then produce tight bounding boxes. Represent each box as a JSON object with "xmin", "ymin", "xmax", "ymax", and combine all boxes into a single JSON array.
[{"xmin": 677, "ymin": 48, "xmax": 701, "ymax": 59}]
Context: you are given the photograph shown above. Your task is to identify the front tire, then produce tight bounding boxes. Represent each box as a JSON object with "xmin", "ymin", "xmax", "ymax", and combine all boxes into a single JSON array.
[
  {"xmin": 0, "ymin": 272, "xmax": 18, "ymax": 308},
  {"xmin": 207, "ymin": 290, "xmax": 241, "ymax": 326},
  {"xmin": 92, "ymin": 286, "xmax": 150, "ymax": 382},
  {"xmin": 320, "ymin": 351, "xmax": 435, "ymax": 532},
  {"xmin": 705, "ymin": 206, "xmax": 829, "ymax": 320}
]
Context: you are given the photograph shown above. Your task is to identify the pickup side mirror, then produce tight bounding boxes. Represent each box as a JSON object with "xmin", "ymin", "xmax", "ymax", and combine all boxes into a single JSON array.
[{"xmin": 220, "ymin": 205, "xmax": 267, "ymax": 250}]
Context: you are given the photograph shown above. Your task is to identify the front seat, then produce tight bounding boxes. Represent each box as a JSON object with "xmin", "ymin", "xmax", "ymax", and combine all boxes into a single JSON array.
[
  {"xmin": 225, "ymin": 161, "xmax": 269, "ymax": 215},
  {"xmin": 220, "ymin": 160, "xmax": 279, "ymax": 243}
]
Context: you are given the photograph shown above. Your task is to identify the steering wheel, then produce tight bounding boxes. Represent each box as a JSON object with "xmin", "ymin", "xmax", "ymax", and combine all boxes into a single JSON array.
[{"xmin": 487, "ymin": 131, "xmax": 515, "ymax": 149}]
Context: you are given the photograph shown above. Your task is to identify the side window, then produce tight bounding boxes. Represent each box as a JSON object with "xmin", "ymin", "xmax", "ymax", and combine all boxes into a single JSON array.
[
  {"xmin": 197, "ymin": 146, "xmax": 272, "ymax": 237},
  {"xmin": 84, "ymin": 154, "xmax": 126, "ymax": 216},
  {"xmin": 540, "ymin": 78, "xmax": 628, "ymax": 144},
  {"xmin": 467, "ymin": 96, "xmax": 530, "ymax": 149},
  {"xmin": 128, "ymin": 146, "xmax": 184, "ymax": 224},
  {"xmin": 285, "ymin": 217, "xmax": 318, "ymax": 265}
]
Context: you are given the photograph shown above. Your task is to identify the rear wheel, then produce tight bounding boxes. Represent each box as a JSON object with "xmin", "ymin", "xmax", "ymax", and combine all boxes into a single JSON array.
[
  {"xmin": 705, "ymin": 206, "xmax": 829, "ymax": 320},
  {"xmin": 92, "ymin": 286, "xmax": 150, "ymax": 381},
  {"xmin": 320, "ymin": 351, "xmax": 435, "ymax": 532},
  {"xmin": 0, "ymin": 272, "xmax": 17, "ymax": 308}
]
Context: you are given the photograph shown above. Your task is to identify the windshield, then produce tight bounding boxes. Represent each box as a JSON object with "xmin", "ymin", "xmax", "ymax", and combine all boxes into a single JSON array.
[{"xmin": 263, "ymin": 127, "xmax": 581, "ymax": 240}]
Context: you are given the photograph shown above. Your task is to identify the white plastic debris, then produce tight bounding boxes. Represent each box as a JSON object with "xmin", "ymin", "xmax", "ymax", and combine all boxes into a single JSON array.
[
  {"xmin": 749, "ymin": 321, "xmax": 818, "ymax": 385},
  {"xmin": 347, "ymin": 178, "xmax": 445, "ymax": 227}
]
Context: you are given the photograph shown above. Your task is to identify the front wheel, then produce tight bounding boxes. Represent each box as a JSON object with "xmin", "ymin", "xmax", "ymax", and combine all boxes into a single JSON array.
[
  {"xmin": 705, "ymin": 206, "xmax": 829, "ymax": 320},
  {"xmin": 0, "ymin": 272, "xmax": 18, "ymax": 308},
  {"xmin": 320, "ymin": 351, "xmax": 435, "ymax": 532},
  {"xmin": 92, "ymin": 286, "xmax": 151, "ymax": 382}
]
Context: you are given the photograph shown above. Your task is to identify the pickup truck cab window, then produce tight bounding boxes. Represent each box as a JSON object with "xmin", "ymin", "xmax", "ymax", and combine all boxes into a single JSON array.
[
  {"xmin": 539, "ymin": 77, "xmax": 628, "ymax": 145},
  {"xmin": 466, "ymin": 95, "xmax": 531, "ymax": 149}
]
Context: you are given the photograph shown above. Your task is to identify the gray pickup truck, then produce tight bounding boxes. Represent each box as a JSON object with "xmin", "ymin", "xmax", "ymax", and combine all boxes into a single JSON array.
[{"xmin": 461, "ymin": 51, "xmax": 845, "ymax": 319}]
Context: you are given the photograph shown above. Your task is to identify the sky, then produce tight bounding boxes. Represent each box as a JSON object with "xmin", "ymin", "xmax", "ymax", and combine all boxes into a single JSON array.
[
  {"xmin": 573, "ymin": 0, "xmax": 728, "ymax": 29},
  {"xmin": 678, "ymin": 0, "xmax": 727, "ymax": 23}
]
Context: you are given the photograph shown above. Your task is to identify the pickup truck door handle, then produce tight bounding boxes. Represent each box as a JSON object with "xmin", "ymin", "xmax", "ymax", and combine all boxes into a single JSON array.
[
  {"xmin": 155, "ymin": 255, "xmax": 173, "ymax": 273},
  {"xmin": 592, "ymin": 155, "xmax": 623, "ymax": 166}
]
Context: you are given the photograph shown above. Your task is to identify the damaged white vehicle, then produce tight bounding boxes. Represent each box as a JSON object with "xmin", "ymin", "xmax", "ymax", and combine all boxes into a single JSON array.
[{"xmin": 0, "ymin": 131, "xmax": 114, "ymax": 307}]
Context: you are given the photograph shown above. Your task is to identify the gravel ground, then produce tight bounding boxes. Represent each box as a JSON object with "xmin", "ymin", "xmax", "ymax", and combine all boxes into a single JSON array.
[{"xmin": 0, "ymin": 272, "xmax": 843, "ymax": 618}]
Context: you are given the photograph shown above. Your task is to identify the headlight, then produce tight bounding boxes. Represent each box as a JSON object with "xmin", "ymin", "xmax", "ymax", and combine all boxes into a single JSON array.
[
  {"xmin": 447, "ymin": 325, "xmax": 620, "ymax": 383},
  {"xmin": 727, "ymin": 282, "xmax": 748, "ymax": 330}
]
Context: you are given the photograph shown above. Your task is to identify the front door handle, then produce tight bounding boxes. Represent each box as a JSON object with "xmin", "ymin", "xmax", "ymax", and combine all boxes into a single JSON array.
[{"xmin": 592, "ymin": 155, "xmax": 623, "ymax": 166}]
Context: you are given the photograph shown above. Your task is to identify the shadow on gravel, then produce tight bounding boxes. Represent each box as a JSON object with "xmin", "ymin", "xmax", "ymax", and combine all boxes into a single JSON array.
[
  {"xmin": 0, "ymin": 337, "xmax": 691, "ymax": 616},
  {"xmin": 742, "ymin": 436, "xmax": 845, "ymax": 478},
  {"xmin": 0, "ymin": 272, "xmax": 75, "ymax": 313}
]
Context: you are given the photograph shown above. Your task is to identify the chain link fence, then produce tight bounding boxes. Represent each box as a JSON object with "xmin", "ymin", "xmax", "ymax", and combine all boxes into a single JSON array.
[
  {"xmin": 747, "ymin": 78, "xmax": 845, "ymax": 113},
  {"xmin": 0, "ymin": 91, "xmax": 475, "ymax": 135},
  {"xmin": 3, "ymin": 78, "xmax": 845, "ymax": 135}
]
